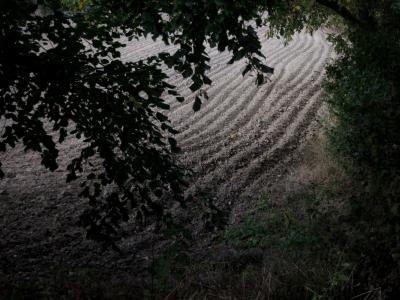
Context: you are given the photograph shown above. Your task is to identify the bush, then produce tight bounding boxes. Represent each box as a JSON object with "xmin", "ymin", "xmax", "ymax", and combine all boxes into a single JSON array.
[{"xmin": 324, "ymin": 6, "xmax": 400, "ymax": 295}]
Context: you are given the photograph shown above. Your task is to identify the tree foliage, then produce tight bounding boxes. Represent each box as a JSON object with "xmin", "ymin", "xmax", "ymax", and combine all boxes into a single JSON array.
[
  {"xmin": 325, "ymin": 0, "xmax": 400, "ymax": 294},
  {"xmin": 1, "ymin": 0, "xmax": 295, "ymax": 248},
  {"xmin": 1, "ymin": 0, "xmax": 192, "ymax": 249}
]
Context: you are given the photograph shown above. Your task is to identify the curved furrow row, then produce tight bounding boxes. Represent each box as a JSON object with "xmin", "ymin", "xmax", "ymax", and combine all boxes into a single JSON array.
[
  {"xmin": 215, "ymin": 48, "xmax": 328, "ymax": 187},
  {"xmin": 183, "ymin": 32, "xmax": 330, "ymax": 171},
  {"xmin": 120, "ymin": 27, "xmax": 272, "ymax": 94},
  {"xmin": 195, "ymin": 85, "xmax": 322, "ymax": 200},
  {"xmin": 179, "ymin": 33, "xmax": 318, "ymax": 150},
  {"xmin": 166, "ymin": 33, "xmax": 285, "ymax": 115},
  {"xmin": 158, "ymin": 48, "xmax": 237, "ymax": 109},
  {"xmin": 174, "ymin": 35, "xmax": 308, "ymax": 143},
  {"xmin": 169, "ymin": 34, "xmax": 301, "ymax": 128},
  {"xmin": 122, "ymin": 28, "xmax": 282, "ymax": 114},
  {"xmin": 119, "ymin": 28, "xmax": 333, "ymax": 209},
  {"xmin": 182, "ymin": 34, "xmax": 332, "ymax": 198},
  {"xmin": 172, "ymin": 33, "xmax": 308, "ymax": 139},
  {"xmin": 216, "ymin": 89, "xmax": 324, "ymax": 200},
  {"xmin": 165, "ymin": 26, "xmax": 272, "ymax": 87},
  {"xmin": 163, "ymin": 47, "xmax": 236, "ymax": 110},
  {"xmin": 185, "ymin": 37, "xmax": 329, "ymax": 172},
  {"xmin": 242, "ymin": 104, "xmax": 326, "ymax": 198},
  {"xmin": 122, "ymin": 27, "xmax": 272, "ymax": 107},
  {"xmin": 165, "ymin": 33, "xmax": 292, "ymax": 112}
]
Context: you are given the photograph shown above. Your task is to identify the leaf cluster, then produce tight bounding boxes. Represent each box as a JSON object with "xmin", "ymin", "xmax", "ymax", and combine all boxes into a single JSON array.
[
  {"xmin": 1, "ymin": 0, "xmax": 188, "ymax": 248},
  {"xmin": 1, "ymin": 0, "xmax": 302, "ymax": 248}
]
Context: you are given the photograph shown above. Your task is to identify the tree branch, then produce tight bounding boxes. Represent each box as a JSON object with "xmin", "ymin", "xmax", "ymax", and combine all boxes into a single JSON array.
[{"xmin": 315, "ymin": 0, "xmax": 363, "ymax": 26}]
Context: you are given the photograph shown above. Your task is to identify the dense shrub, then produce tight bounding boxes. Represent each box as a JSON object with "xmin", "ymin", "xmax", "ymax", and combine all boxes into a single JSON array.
[{"xmin": 325, "ymin": 3, "xmax": 400, "ymax": 294}]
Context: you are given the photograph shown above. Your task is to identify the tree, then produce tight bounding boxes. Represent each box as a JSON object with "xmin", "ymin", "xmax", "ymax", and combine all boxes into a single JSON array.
[
  {"xmin": 0, "ymin": 0, "xmax": 285, "ymax": 249},
  {"xmin": 323, "ymin": 1, "xmax": 400, "ymax": 294}
]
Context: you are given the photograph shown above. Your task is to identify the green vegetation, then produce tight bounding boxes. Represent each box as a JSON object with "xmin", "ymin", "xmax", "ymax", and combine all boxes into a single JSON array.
[
  {"xmin": 224, "ymin": 193, "xmax": 321, "ymax": 251},
  {"xmin": 220, "ymin": 190, "xmax": 352, "ymax": 299},
  {"xmin": 324, "ymin": 2, "xmax": 400, "ymax": 295}
]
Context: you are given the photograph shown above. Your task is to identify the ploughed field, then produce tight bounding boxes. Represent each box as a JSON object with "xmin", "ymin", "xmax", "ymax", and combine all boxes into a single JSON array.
[
  {"xmin": 0, "ymin": 28, "xmax": 333, "ymax": 278},
  {"xmin": 119, "ymin": 28, "xmax": 334, "ymax": 218}
]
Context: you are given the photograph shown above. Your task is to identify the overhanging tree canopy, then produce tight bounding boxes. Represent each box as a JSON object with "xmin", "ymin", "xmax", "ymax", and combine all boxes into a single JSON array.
[
  {"xmin": 1, "ymin": 0, "xmax": 398, "ymax": 249},
  {"xmin": 0, "ymin": 0, "xmax": 282, "ymax": 248}
]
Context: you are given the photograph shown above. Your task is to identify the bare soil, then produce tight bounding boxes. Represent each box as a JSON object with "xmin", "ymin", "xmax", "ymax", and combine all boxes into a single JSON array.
[{"xmin": 0, "ymin": 28, "xmax": 334, "ymax": 293}]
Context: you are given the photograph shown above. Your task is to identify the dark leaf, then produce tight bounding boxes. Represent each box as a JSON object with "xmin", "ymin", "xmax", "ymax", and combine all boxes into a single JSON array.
[{"xmin": 193, "ymin": 96, "xmax": 202, "ymax": 112}]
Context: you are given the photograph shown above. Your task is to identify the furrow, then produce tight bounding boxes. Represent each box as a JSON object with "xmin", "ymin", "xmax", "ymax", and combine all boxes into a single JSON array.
[
  {"xmin": 184, "ymin": 33, "xmax": 330, "ymax": 179},
  {"xmin": 184, "ymin": 37, "xmax": 331, "ymax": 197},
  {"xmin": 180, "ymin": 32, "xmax": 319, "ymax": 152},
  {"xmin": 173, "ymin": 33, "xmax": 308, "ymax": 140},
  {"xmin": 217, "ymin": 89, "xmax": 324, "ymax": 200},
  {"xmin": 167, "ymin": 35, "xmax": 287, "ymax": 118}
]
